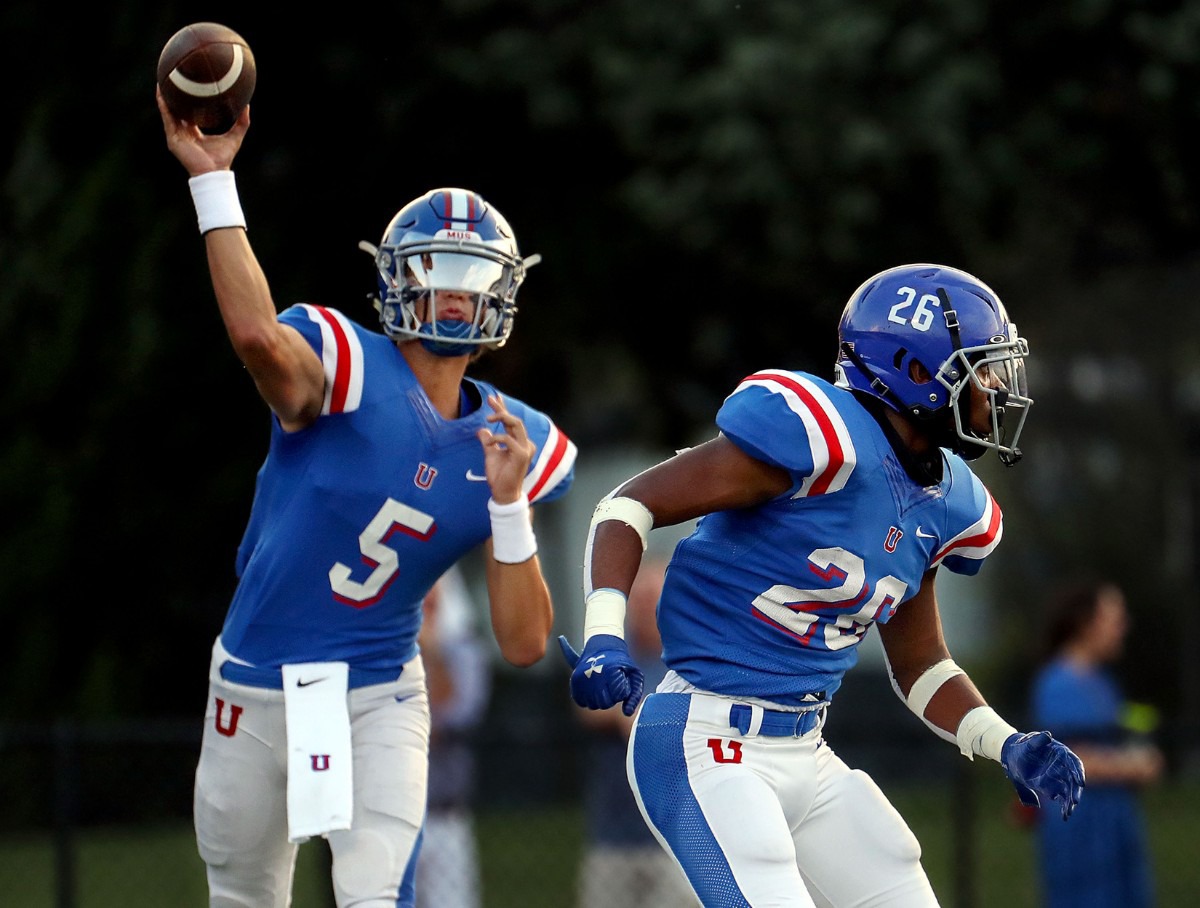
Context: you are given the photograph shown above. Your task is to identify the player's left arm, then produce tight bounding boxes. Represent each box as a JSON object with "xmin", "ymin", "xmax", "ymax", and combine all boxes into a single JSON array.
[
  {"xmin": 478, "ymin": 393, "xmax": 559, "ymax": 667},
  {"xmin": 879, "ymin": 570, "xmax": 1087, "ymax": 821}
]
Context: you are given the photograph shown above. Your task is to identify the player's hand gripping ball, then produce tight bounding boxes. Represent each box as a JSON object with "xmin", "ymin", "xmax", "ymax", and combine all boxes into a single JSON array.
[{"xmin": 157, "ymin": 22, "xmax": 256, "ymax": 134}]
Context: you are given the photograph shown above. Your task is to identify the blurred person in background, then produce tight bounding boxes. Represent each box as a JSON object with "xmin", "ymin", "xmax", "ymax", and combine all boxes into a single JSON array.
[
  {"xmin": 572, "ymin": 555, "xmax": 698, "ymax": 908},
  {"xmin": 415, "ymin": 564, "xmax": 491, "ymax": 908},
  {"xmin": 1029, "ymin": 580, "xmax": 1164, "ymax": 908}
]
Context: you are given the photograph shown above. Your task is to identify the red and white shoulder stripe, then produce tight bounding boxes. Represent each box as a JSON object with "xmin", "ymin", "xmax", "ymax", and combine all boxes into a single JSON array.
[
  {"xmin": 931, "ymin": 491, "xmax": 1003, "ymax": 567},
  {"xmin": 733, "ymin": 369, "xmax": 857, "ymax": 497},
  {"xmin": 524, "ymin": 420, "xmax": 578, "ymax": 504},
  {"xmin": 298, "ymin": 305, "xmax": 365, "ymax": 414}
]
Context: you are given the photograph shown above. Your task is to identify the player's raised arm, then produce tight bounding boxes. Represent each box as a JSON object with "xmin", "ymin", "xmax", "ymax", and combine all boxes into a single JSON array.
[
  {"xmin": 879, "ymin": 570, "xmax": 1086, "ymax": 821},
  {"xmin": 156, "ymin": 89, "xmax": 325, "ymax": 430}
]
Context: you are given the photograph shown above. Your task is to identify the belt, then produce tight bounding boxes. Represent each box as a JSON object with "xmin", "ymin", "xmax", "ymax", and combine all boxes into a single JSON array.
[
  {"xmin": 729, "ymin": 702, "xmax": 825, "ymax": 738},
  {"xmin": 219, "ymin": 661, "xmax": 403, "ymax": 690}
]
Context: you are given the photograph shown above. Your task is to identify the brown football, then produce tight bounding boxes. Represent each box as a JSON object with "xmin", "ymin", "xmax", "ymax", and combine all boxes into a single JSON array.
[{"xmin": 157, "ymin": 22, "xmax": 256, "ymax": 134}]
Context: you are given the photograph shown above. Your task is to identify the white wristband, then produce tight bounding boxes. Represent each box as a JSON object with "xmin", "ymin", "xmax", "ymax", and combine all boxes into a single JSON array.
[
  {"xmin": 188, "ymin": 170, "xmax": 246, "ymax": 234},
  {"xmin": 488, "ymin": 495, "xmax": 537, "ymax": 564},
  {"xmin": 956, "ymin": 706, "xmax": 1019, "ymax": 762},
  {"xmin": 583, "ymin": 588, "xmax": 627, "ymax": 642}
]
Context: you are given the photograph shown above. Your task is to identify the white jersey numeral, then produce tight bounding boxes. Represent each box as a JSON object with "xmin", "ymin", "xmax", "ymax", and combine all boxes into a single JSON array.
[
  {"xmin": 751, "ymin": 546, "xmax": 907, "ymax": 650},
  {"xmin": 328, "ymin": 499, "xmax": 435, "ymax": 606}
]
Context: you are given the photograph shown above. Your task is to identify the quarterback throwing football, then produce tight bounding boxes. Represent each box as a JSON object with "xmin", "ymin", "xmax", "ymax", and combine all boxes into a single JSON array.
[{"xmin": 158, "ymin": 91, "xmax": 576, "ymax": 908}]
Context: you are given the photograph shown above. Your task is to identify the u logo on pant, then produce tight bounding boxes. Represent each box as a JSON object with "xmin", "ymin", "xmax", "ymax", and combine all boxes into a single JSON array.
[
  {"xmin": 707, "ymin": 738, "xmax": 743, "ymax": 764},
  {"xmin": 214, "ymin": 698, "xmax": 243, "ymax": 737}
]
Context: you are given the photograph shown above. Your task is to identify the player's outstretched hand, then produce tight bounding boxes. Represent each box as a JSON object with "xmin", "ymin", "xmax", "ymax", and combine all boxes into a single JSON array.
[
  {"xmin": 557, "ymin": 634, "xmax": 645, "ymax": 716},
  {"xmin": 1001, "ymin": 731, "xmax": 1086, "ymax": 821}
]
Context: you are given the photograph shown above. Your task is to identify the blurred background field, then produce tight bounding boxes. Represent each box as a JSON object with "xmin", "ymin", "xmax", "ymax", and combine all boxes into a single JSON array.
[
  {"xmin": 3, "ymin": 659, "xmax": 1198, "ymax": 907},
  {"xmin": 2, "ymin": 725, "xmax": 1197, "ymax": 907}
]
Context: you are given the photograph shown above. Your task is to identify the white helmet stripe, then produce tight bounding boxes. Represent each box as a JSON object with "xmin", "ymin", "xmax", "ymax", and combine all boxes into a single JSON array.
[{"xmin": 443, "ymin": 189, "xmax": 475, "ymax": 229}]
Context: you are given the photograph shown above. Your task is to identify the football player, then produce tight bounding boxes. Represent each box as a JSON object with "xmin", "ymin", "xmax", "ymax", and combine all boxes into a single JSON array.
[
  {"xmin": 562, "ymin": 264, "xmax": 1084, "ymax": 907},
  {"xmin": 158, "ymin": 92, "xmax": 576, "ymax": 908}
]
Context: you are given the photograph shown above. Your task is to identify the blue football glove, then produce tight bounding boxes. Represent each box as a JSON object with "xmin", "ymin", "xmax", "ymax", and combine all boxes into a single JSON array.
[
  {"xmin": 557, "ymin": 634, "xmax": 645, "ymax": 716},
  {"xmin": 1001, "ymin": 731, "xmax": 1086, "ymax": 821}
]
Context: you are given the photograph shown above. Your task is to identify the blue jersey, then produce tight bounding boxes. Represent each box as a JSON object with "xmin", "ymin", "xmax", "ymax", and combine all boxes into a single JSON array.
[
  {"xmin": 219, "ymin": 304, "xmax": 577, "ymax": 679},
  {"xmin": 657, "ymin": 369, "xmax": 1001, "ymax": 706},
  {"xmin": 1030, "ymin": 660, "xmax": 1155, "ymax": 908}
]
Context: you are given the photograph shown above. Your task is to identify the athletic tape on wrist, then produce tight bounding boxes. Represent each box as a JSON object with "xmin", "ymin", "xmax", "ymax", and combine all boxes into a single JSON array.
[
  {"xmin": 590, "ymin": 496, "xmax": 653, "ymax": 551},
  {"xmin": 583, "ymin": 588, "xmax": 627, "ymax": 642},
  {"xmin": 904, "ymin": 659, "xmax": 965, "ymax": 719},
  {"xmin": 488, "ymin": 495, "xmax": 537, "ymax": 564},
  {"xmin": 188, "ymin": 170, "xmax": 246, "ymax": 234},
  {"xmin": 956, "ymin": 706, "xmax": 1018, "ymax": 762}
]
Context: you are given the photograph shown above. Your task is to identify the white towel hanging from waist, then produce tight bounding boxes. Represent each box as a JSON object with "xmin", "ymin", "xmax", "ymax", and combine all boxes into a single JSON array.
[{"xmin": 281, "ymin": 662, "xmax": 353, "ymax": 843}]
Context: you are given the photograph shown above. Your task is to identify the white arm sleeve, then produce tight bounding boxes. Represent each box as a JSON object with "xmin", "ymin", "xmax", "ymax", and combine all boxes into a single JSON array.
[
  {"xmin": 582, "ymin": 491, "xmax": 654, "ymax": 597},
  {"xmin": 884, "ymin": 653, "xmax": 964, "ymax": 746}
]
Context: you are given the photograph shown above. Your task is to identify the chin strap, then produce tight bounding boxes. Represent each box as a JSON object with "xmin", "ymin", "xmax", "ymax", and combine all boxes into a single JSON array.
[{"xmin": 839, "ymin": 342, "xmax": 912, "ymax": 415}]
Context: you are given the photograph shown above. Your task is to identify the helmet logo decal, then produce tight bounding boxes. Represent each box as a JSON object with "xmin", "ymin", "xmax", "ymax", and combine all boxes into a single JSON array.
[
  {"xmin": 435, "ymin": 228, "xmax": 481, "ymax": 242},
  {"xmin": 887, "ymin": 287, "xmax": 942, "ymax": 331}
]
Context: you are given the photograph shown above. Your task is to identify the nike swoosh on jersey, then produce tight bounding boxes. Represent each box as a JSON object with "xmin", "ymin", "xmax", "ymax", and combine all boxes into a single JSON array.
[
  {"xmin": 296, "ymin": 677, "xmax": 327, "ymax": 687},
  {"xmin": 465, "ymin": 470, "xmax": 488, "ymax": 481},
  {"xmin": 915, "ymin": 527, "xmax": 936, "ymax": 539}
]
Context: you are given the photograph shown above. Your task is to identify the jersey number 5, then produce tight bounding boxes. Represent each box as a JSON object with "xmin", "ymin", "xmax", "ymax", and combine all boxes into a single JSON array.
[{"xmin": 328, "ymin": 499, "xmax": 435, "ymax": 607}]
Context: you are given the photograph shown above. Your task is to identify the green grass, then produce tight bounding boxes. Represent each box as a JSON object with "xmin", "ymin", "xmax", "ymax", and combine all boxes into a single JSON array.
[{"xmin": 1, "ymin": 776, "xmax": 1196, "ymax": 907}]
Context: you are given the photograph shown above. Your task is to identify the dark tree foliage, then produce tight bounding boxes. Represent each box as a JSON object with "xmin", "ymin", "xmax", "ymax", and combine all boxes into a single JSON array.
[{"xmin": 4, "ymin": 0, "xmax": 1200, "ymax": 723}]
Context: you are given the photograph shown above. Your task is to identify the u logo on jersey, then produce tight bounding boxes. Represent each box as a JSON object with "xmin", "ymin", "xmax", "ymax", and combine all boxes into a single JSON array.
[
  {"xmin": 884, "ymin": 526, "xmax": 903, "ymax": 553},
  {"xmin": 414, "ymin": 463, "xmax": 437, "ymax": 489},
  {"xmin": 310, "ymin": 754, "xmax": 331, "ymax": 772}
]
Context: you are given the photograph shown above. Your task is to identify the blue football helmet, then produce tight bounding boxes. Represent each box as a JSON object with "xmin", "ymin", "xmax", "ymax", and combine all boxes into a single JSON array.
[
  {"xmin": 834, "ymin": 263, "xmax": 1032, "ymax": 465},
  {"xmin": 365, "ymin": 188, "xmax": 539, "ymax": 356}
]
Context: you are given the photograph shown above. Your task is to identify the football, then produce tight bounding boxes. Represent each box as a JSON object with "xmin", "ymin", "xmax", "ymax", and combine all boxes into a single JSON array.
[{"xmin": 157, "ymin": 22, "xmax": 256, "ymax": 134}]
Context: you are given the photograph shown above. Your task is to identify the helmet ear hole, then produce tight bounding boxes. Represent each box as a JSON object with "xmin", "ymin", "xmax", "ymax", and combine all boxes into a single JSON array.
[{"xmin": 908, "ymin": 359, "xmax": 934, "ymax": 383}]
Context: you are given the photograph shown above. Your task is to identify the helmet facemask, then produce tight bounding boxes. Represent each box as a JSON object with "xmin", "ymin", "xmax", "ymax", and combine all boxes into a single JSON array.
[
  {"xmin": 375, "ymin": 240, "xmax": 523, "ymax": 357},
  {"xmin": 937, "ymin": 325, "xmax": 1031, "ymax": 465},
  {"xmin": 362, "ymin": 188, "xmax": 540, "ymax": 358}
]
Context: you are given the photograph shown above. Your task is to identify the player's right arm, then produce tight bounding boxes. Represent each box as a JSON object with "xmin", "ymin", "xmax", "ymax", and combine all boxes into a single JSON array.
[
  {"xmin": 157, "ymin": 89, "xmax": 325, "ymax": 431},
  {"xmin": 560, "ymin": 434, "xmax": 790, "ymax": 713},
  {"xmin": 589, "ymin": 434, "xmax": 791, "ymax": 596}
]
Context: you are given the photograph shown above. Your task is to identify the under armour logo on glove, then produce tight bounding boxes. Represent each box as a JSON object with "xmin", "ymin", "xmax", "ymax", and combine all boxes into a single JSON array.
[
  {"xmin": 558, "ymin": 634, "xmax": 645, "ymax": 716},
  {"xmin": 1001, "ymin": 730, "xmax": 1087, "ymax": 821}
]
